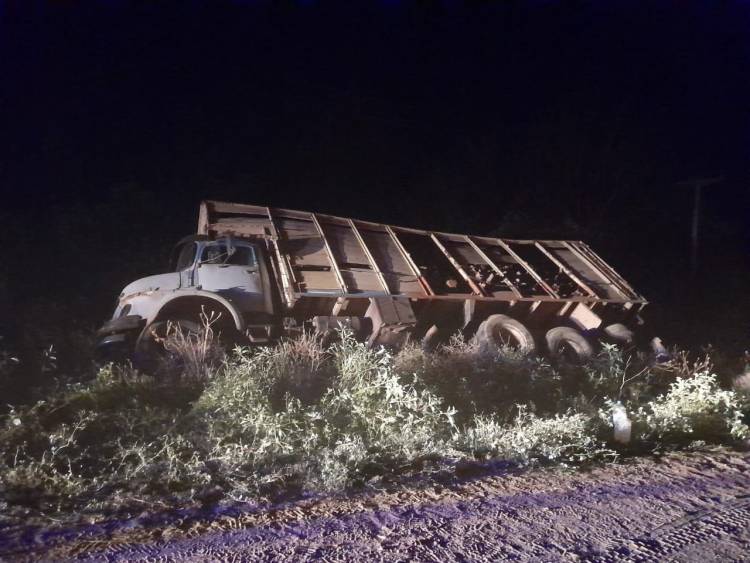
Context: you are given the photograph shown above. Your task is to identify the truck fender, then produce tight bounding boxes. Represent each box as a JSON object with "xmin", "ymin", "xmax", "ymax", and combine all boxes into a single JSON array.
[{"xmin": 147, "ymin": 290, "xmax": 245, "ymax": 333}]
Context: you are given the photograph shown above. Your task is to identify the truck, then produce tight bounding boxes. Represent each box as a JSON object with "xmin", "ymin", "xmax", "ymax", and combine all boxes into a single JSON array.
[{"xmin": 96, "ymin": 200, "xmax": 662, "ymax": 365}]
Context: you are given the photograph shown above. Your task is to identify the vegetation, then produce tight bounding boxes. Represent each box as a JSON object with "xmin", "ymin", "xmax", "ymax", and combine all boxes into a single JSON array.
[{"xmin": 1, "ymin": 329, "xmax": 748, "ymax": 526}]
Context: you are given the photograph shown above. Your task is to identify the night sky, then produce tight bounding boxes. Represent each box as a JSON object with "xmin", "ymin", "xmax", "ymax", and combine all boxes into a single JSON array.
[{"xmin": 1, "ymin": 0, "xmax": 748, "ymax": 358}]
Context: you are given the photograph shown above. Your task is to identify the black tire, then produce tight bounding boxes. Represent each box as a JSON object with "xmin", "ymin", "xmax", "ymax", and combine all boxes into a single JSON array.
[
  {"xmin": 603, "ymin": 323, "xmax": 634, "ymax": 346},
  {"xmin": 473, "ymin": 314, "xmax": 536, "ymax": 354},
  {"xmin": 545, "ymin": 326, "xmax": 594, "ymax": 363},
  {"xmin": 421, "ymin": 324, "xmax": 447, "ymax": 353},
  {"xmin": 134, "ymin": 319, "xmax": 203, "ymax": 374},
  {"xmin": 316, "ymin": 328, "xmax": 340, "ymax": 349}
]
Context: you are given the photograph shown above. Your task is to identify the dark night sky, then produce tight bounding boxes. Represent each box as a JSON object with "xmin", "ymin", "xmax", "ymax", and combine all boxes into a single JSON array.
[{"xmin": 0, "ymin": 0, "xmax": 748, "ymax": 352}]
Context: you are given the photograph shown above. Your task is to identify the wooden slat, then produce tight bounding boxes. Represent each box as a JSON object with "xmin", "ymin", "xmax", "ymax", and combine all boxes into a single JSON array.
[
  {"xmin": 310, "ymin": 212, "xmax": 347, "ymax": 295},
  {"xmin": 211, "ymin": 201, "xmax": 271, "ymax": 216},
  {"xmin": 534, "ymin": 241, "xmax": 598, "ymax": 297},
  {"xmin": 579, "ymin": 241, "xmax": 644, "ymax": 299},
  {"xmin": 348, "ymin": 219, "xmax": 390, "ymax": 294},
  {"xmin": 429, "ymin": 234, "xmax": 486, "ymax": 296},
  {"xmin": 202, "ymin": 200, "xmax": 646, "ymax": 306},
  {"xmin": 564, "ymin": 241, "xmax": 633, "ymax": 300},
  {"xmin": 197, "ymin": 201, "xmax": 210, "ymax": 235},
  {"xmin": 495, "ymin": 239, "xmax": 559, "ymax": 298},
  {"xmin": 266, "ymin": 207, "xmax": 297, "ymax": 305},
  {"xmin": 385, "ymin": 226, "xmax": 434, "ymax": 296},
  {"xmin": 464, "ymin": 236, "xmax": 523, "ymax": 298}
]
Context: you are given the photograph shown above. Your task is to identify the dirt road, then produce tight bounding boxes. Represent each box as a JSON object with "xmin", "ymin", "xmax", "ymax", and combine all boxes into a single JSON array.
[{"xmin": 5, "ymin": 449, "xmax": 750, "ymax": 562}]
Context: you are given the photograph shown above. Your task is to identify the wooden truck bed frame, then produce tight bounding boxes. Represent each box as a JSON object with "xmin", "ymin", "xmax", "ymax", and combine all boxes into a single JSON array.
[{"xmin": 198, "ymin": 200, "xmax": 647, "ymax": 340}]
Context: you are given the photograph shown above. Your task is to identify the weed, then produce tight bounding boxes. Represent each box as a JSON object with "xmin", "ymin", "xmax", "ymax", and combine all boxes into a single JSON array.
[
  {"xmin": 636, "ymin": 371, "xmax": 749, "ymax": 445},
  {"xmin": 1, "ymin": 331, "xmax": 747, "ymax": 524}
]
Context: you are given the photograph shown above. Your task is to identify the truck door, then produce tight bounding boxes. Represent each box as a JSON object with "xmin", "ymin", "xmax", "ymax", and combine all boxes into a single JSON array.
[{"xmin": 195, "ymin": 241, "xmax": 266, "ymax": 313}]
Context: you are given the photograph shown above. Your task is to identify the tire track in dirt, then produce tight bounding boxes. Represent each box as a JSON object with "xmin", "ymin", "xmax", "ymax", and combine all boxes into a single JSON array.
[
  {"xmin": 594, "ymin": 495, "xmax": 750, "ymax": 562},
  {"xmin": 4, "ymin": 449, "xmax": 750, "ymax": 562}
]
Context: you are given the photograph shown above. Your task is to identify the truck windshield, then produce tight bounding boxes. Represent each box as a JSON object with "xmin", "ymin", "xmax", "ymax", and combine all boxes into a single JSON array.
[{"xmin": 200, "ymin": 244, "xmax": 257, "ymax": 266}]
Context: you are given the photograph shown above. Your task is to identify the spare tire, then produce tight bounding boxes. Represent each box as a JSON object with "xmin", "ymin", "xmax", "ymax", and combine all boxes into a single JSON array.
[
  {"xmin": 545, "ymin": 326, "xmax": 594, "ymax": 363},
  {"xmin": 473, "ymin": 314, "xmax": 536, "ymax": 354},
  {"xmin": 603, "ymin": 323, "xmax": 634, "ymax": 346}
]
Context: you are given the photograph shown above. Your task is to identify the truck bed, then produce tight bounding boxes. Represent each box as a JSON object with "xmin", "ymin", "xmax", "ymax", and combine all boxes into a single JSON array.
[{"xmin": 198, "ymin": 200, "xmax": 646, "ymax": 308}]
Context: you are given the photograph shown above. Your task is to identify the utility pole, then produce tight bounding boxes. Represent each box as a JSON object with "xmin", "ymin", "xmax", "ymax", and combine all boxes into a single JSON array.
[{"xmin": 675, "ymin": 177, "xmax": 723, "ymax": 276}]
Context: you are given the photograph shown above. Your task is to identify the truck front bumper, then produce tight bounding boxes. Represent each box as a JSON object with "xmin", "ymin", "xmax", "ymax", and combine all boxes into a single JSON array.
[{"xmin": 95, "ymin": 315, "xmax": 146, "ymax": 361}]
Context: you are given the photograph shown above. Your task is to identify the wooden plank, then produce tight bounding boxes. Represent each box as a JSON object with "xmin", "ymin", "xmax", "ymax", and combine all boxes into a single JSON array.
[
  {"xmin": 495, "ymin": 239, "xmax": 559, "ymax": 298},
  {"xmin": 464, "ymin": 236, "xmax": 523, "ymax": 298},
  {"xmin": 385, "ymin": 225, "xmax": 434, "ymax": 296},
  {"xmin": 348, "ymin": 219, "xmax": 391, "ymax": 294},
  {"xmin": 310, "ymin": 212, "xmax": 347, "ymax": 295},
  {"xmin": 534, "ymin": 241, "xmax": 598, "ymax": 297},
  {"xmin": 429, "ymin": 233, "xmax": 486, "ymax": 296}
]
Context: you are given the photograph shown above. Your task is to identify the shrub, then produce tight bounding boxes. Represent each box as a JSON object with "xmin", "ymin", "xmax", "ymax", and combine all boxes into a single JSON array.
[
  {"xmin": 636, "ymin": 371, "xmax": 749, "ymax": 444},
  {"xmin": 320, "ymin": 332, "xmax": 457, "ymax": 464},
  {"xmin": 456, "ymin": 406, "xmax": 608, "ymax": 465},
  {"xmin": 395, "ymin": 333, "xmax": 564, "ymax": 424},
  {"xmin": 194, "ymin": 331, "xmax": 457, "ymax": 494},
  {"xmin": 156, "ymin": 310, "xmax": 227, "ymax": 382},
  {"xmin": 1, "ymin": 331, "xmax": 747, "ymax": 525}
]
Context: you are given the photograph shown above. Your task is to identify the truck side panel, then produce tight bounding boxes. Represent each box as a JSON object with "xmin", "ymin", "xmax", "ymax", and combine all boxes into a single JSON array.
[{"xmin": 197, "ymin": 201, "xmax": 647, "ymax": 309}]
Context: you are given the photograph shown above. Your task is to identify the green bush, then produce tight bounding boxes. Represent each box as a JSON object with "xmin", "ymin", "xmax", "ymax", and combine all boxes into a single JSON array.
[
  {"xmin": 457, "ymin": 406, "xmax": 608, "ymax": 464},
  {"xmin": 1, "ymin": 332, "xmax": 748, "ymax": 525},
  {"xmin": 636, "ymin": 371, "xmax": 749, "ymax": 444}
]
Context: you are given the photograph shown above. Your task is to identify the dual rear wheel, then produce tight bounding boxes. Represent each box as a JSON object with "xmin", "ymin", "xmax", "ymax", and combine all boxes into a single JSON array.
[
  {"xmin": 544, "ymin": 326, "xmax": 593, "ymax": 363},
  {"xmin": 469, "ymin": 315, "xmax": 632, "ymax": 364}
]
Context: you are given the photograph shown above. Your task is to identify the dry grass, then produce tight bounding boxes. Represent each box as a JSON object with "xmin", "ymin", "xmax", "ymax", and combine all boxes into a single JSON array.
[{"xmin": 1, "ymin": 330, "xmax": 748, "ymax": 525}]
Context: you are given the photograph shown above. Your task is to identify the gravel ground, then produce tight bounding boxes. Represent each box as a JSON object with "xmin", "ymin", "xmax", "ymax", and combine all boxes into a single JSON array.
[{"xmin": 3, "ymin": 449, "xmax": 750, "ymax": 562}]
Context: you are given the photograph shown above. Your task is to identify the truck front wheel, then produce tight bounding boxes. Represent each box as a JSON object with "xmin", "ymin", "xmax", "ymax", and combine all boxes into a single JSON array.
[{"xmin": 134, "ymin": 319, "xmax": 203, "ymax": 375}]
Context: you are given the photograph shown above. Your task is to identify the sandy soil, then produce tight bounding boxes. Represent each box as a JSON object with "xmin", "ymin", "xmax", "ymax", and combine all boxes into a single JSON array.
[{"xmin": 3, "ymin": 449, "xmax": 750, "ymax": 562}]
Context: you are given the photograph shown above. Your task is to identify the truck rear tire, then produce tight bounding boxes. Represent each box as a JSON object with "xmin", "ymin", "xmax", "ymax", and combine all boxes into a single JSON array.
[
  {"xmin": 545, "ymin": 326, "xmax": 593, "ymax": 363},
  {"xmin": 421, "ymin": 324, "xmax": 448, "ymax": 353},
  {"xmin": 473, "ymin": 314, "xmax": 536, "ymax": 354},
  {"xmin": 603, "ymin": 323, "xmax": 634, "ymax": 346}
]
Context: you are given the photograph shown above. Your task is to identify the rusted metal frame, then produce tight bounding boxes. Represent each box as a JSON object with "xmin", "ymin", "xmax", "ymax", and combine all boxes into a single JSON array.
[
  {"xmin": 576, "ymin": 242, "xmax": 645, "ymax": 300},
  {"xmin": 557, "ymin": 241, "xmax": 627, "ymax": 299},
  {"xmin": 265, "ymin": 207, "xmax": 297, "ymax": 305},
  {"xmin": 310, "ymin": 213, "xmax": 347, "ymax": 295},
  {"xmin": 208, "ymin": 200, "xmax": 643, "ymax": 304},
  {"xmin": 463, "ymin": 235, "xmax": 523, "ymax": 298},
  {"xmin": 429, "ymin": 233, "xmax": 487, "ymax": 296},
  {"xmin": 562, "ymin": 241, "xmax": 634, "ymax": 300},
  {"xmin": 416, "ymin": 294, "xmax": 620, "ymax": 303},
  {"xmin": 495, "ymin": 239, "xmax": 559, "ymax": 298},
  {"xmin": 533, "ymin": 241, "xmax": 598, "ymax": 298},
  {"xmin": 385, "ymin": 225, "xmax": 434, "ymax": 296},
  {"xmin": 564, "ymin": 241, "xmax": 629, "ymax": 297},
  {"xmin": 348, "ymin": 219, "xmax": 391, "ymax": 295}
]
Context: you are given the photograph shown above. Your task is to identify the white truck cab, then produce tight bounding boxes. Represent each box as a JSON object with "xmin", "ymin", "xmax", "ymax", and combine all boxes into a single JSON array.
[{"xmin": 97, "ymin": 236, "xmax": 275, "ymax": 363}]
